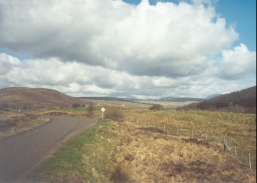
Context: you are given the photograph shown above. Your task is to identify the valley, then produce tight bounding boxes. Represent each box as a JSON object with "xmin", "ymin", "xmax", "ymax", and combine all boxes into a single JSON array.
[{"xmin": 0, "ymin": 86, "xmax": 256, "ymax": 183}]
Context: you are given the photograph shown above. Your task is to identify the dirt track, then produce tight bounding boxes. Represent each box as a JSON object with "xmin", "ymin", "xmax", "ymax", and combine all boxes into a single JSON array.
[{"xmin": 0, "ymin": 116, "xmax": 96, "ymax": 183}]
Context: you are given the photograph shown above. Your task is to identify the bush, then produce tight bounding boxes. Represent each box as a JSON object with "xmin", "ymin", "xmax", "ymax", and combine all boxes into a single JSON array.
[
  {"xmin": 104, "ymin": 108, "xmax": 124, "ymax": 122},
  {"xmin": 72, "ymin": 103, "xmax": 81, "ymax": 108},
  {"xmin": 149, "ymin": 104, "xmax": 164, "ymax": 110},
  {"xmin": 86, "ymin": 102, "xmax": 95, "ymax": 117}
]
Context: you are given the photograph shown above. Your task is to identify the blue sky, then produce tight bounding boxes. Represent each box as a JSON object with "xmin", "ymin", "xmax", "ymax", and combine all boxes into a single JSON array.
[
  {"xmin": 0, "ymin": 0, "xmax": 256, "ymax": 99},
  {"xmin": 215, "ymin": 0, "xmax": 256, "ymax": 51}
]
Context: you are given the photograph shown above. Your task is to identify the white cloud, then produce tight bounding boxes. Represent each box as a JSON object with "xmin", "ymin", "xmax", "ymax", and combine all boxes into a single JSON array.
[
  {"xmin": 191, "ymin": 0, "xmax": 217, "ymax": 5},
  {"xmin": 215, "ymin": 44, "xmax": 256, "ymax": 80},
  {"xmin": 0, "ymin": 0, "xmax": 238, "ymax": 78},
  {"xmin": 0, "ymin": 0, "xmax": 255, "ymax": 99},
  {"xmin": 1, "ymin": 53, "xmax": 255, "ymax": 99}
]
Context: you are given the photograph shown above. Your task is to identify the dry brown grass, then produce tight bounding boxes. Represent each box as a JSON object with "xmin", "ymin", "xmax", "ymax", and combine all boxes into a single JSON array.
[
  {"xmin": 0, "ymin": 111, "xmax": 50, "ymax": 139},
  {"xmin": 110, "ymin": 163, "xmax": 140, "ymax": 183},
  {"xmin": 38, "ymin": 108, "xmax": 102, "ymax": 119},
  {"xmin": 123, "ymin": 109, "xmax": 256, "ymax": 168},
  {"xmin": 22, "ymin": 107, "xmax": 256, "ymax": 182},
  {"xmin": 112, "ymin": 121, "xmax": 256, "ymax": 183},
  {"xmin": 0, "ymin": 87, "xmax": 81, "ymax": 109}
]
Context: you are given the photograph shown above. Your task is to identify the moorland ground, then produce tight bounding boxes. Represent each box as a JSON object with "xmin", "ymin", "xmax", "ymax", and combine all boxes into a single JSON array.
[{"xmin": 19, "ymin": 103, "xmax": 256, "ymax": 183}]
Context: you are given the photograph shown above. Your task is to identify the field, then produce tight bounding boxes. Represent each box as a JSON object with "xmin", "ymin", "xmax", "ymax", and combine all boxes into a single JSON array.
[
  {"xmin": 78, "ymin": 98, "xmax": 194, "ymax": 110},
  {"xmin": 23, "ymin": 104, "xmax": 256, "ymax": 183},
  {"xmin": 123, "ymin": 109, "xmax": 256, "ymax": 169}
]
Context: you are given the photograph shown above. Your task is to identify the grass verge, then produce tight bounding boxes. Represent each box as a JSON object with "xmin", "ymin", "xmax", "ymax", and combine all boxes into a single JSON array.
[{"xmin": 24, "ymin": 119, "xmax": 120, "ymax": 183}]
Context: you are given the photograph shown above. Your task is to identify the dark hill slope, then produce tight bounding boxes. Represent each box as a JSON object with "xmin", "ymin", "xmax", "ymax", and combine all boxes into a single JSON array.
[
  {"xmin": 0, "ymin": 87, "xmax": 80, "ymax": 110},
  {"xmin": 177, "ymin": 86, "xmax": 256, "ymax": 113}
]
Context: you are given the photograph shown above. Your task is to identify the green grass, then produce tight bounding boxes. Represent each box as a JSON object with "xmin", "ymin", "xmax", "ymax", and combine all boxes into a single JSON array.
[{"xmin": 25, "ymin": 119, "xmax": 120, "ymax": 183}]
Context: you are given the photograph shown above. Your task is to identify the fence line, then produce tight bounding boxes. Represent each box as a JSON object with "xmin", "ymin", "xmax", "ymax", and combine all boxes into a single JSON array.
[{"xmin": 129, "ymin": 119, "xmax": 256, "ymax": 170}]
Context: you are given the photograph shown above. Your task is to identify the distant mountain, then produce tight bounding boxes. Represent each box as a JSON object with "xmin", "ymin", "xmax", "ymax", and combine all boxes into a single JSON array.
[
  {"xmin": 158, "ymin": 96, "xmax": 174, "ymax": 100},
  {"xmin": 78, "ymin": 97, "xmax": 156, "ymax": 106},
  {"xmin": 77, "ymin": 96, "xmax": 133, "ymax": 102},
  {"xmin": 0, "ymin": 87, "xmax": 81, "ymax": 110},
  {"xmin": 176, "ymin": 86, "xmax": 256, "ymax": 114},
  {"xmin": 206, "ymin": 94, "xmax": 220, "ymax": 99},
  {"xmin": 159, "ymin": 97, "xmax": 204, "ymax": 102}
]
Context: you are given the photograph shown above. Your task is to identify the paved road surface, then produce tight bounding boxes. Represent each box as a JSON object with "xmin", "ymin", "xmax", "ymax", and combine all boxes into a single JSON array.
[{"xmin": 0, "ymin": 116, "xmax": 96, "ymax": 183}]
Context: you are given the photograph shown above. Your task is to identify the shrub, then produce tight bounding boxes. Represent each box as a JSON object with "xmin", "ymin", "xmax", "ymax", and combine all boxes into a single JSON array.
[
  {"xmin": 110, "ymin": 163, "xmax": 135, "ymax": 183},
  {"xmin": 86, "ymin": 102, "xmax": 95, "ymax": 117},
  {"xmin": 105, "ymin": 108, "xmax": 124, "ymax": 122},
  {"xmin": 149, "ymin": 104, "xmax": 164, "ymax": 110},
  {"xmin": 72, "ymin": 103, "xmax": 81, "ymax": 108}
]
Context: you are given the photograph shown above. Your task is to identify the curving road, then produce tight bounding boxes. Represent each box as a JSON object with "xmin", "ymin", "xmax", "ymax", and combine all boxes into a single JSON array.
[{"xmin": 0, "ymin": 116, "xmax": 96, "ymax": 183}]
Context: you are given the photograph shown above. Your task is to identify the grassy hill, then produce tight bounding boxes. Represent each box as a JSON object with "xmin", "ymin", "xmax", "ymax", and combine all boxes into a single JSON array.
[
  {"xmin": 177, "ymin": 86, "xmax": 256, "ymax": 113},
  {"xmin": 0, "ymin": 87, "xmax": 81, "ymax": 110}
]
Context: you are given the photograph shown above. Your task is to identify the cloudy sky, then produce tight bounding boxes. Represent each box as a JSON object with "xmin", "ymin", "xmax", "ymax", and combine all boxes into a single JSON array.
[{"xmin": 0, "ymin": 0, "xmax": 256, "ymax": 99}]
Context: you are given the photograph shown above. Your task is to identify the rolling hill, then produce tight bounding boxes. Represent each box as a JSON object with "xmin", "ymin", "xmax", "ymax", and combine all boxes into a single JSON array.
[
  {"xmin": 0, "ymin": 87, "xmax": 81, "ymax": 110},
  {"xmin": 158, "ymin": 96, "xmax": 204, "ymax": 102},
  {"xmin": 205, "ymin": 94, "xmax": 221, "ymax": 99},
  {"xmin": 176, "ymin": 86, "xmax": 256, "ymax": 113}
]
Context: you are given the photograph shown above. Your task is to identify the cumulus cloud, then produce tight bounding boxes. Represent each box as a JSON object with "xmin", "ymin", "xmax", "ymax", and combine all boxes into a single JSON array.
[
  {"xmin": 0, "ymin": 0, "xmax": 238, "ymax": 78},
  {"xmin": 0, "ymin": 53, "xmax": 20, "ymax": 75},
  {"xmin": 1, "ymin": 53, "xmax": 255, "ymax": 99},
  {"xmin": 215, "ymin": 44, "xmax": 256, "ymax": 80},
  {"xmin": 0, "ymin": 0, "xmax": 255, "ymax": 99}
]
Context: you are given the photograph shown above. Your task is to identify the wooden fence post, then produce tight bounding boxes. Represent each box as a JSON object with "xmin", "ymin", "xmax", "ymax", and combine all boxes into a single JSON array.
[
  {"xmin": 223, "ymin": 134, "xmax": 227, "ymax": 152},
  {"xmin": 235, "ymin": 147, "xmax": 237, "ymax": 159},
  {"xmin": 249, "ymin": 153, "xmax": 251, "ymax": 169}
]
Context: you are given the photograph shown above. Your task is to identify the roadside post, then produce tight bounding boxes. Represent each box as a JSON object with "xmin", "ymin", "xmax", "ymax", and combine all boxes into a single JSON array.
[{"xmin": 101, "ymin": 107, "xmax": 105, "ymax": 119}]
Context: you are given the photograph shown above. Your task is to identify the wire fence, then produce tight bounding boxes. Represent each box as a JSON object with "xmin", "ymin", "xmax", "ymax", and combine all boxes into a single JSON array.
[{"xmin": 128, "ymin": 119, "xmax": 256, "ymax": 170}]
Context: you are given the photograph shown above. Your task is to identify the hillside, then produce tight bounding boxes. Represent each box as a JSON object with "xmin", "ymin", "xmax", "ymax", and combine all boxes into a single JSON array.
[
  {"xmin": 206, "ymin": 94, "xmax": 220, "ymax": 99},
  {"xmin": 0, "ymin": 87, "xmax": 81, "ymax": 110},
  {"xmin": 159, "ymin": 97, "xmax": 204, "ymax": 102},
  {"xmin": 177, "ymin": 86, "xmax": 256, "ymax": 113}
]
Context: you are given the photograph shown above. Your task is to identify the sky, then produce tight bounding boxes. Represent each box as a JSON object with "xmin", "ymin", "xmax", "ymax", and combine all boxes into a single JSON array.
[{"xmin": 0, "ymin": 0, "xmax": 256, "ymax": 99}]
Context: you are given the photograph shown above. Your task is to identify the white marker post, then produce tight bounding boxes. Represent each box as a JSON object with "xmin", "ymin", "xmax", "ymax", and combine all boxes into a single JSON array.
[{"xmin": 101, "ymin": 107, "xmax": 105, "ymax": 119}]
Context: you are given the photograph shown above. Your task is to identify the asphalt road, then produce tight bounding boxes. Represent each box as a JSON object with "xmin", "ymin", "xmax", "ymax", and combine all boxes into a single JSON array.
[{"xmin": 0, "ymin": 116, "xmax": 96, "ymax": 183}]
